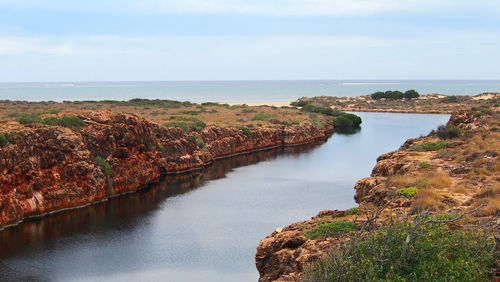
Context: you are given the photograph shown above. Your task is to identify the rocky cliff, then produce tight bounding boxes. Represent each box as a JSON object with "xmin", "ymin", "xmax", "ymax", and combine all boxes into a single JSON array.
[
  {"xmin": 0, "ymin": 111, "xmax": 333, "ymax": 229},
  {"xmin": 255, "ymin": 109, "xmax": 499, "ymax": 281}
]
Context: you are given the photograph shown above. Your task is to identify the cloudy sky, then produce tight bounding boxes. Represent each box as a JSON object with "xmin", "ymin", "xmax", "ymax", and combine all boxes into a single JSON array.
[{"xmin": 0, "ymin": 0, "xmax": 499, "ymax": 82}]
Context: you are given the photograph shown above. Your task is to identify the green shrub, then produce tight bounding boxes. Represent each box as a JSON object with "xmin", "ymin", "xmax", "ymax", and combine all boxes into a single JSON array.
[
  {"xmin": 371, "ymin": 90, "xmax": 419, "ymax": 100},
  {"xmin": 435, "ymin": 124, "xmax": 462, "ymax": 139},
  {"xmin": 95, "ymin": 156, "xmax": 111, "ymax": 176},
  {"xmin": 158, "ymin": 144, "xmax": 165, "ymax": 153},
  {"xmin": 164, "ymin": 116, "xmax": 206, "ymax": 132},
  {"xmin": 300, "ymin": 220, "xmax": 496, "ymax": 282},
  {"xmin": 344, "ymin": 207, "xmax": 359, "ymax": 215},
  {"xmin": 397, "ymin": 186, "xmax": 418, "ymax": 199},
  {"xmin": 251, "ymin": 112, "xmax": 271, "ymax": 121},
  {"xmin": 419, "ymin": 162, "xmax": 430, "ymax": 169},
  {"xmin": 334, "ymin": 113, "xmax": 362, "ymax": 131},
  {"xmin": 242, "ymin": 108, "xmax": 258, "ymax": 113},
  {"xmin": 186, "ymin": 135, "xmax": 197, "ymax": 143},
  {"xmin": 474, "ymin": 107, "xmax": 493, "ymax": 117},
  {"xmin": 410, "ymin": 140, "xmax": 446, "ymax": 152},
  {"xmin": 304, "ymin": 220, "xmax": 356, "ymax": 239},
  {"xmin": 16, "ymin": 113, "xmax": 42, "ymax": 124},
  {"xmin": 443, "ymin": 95, "xmax": 460, "ymax": 103},
  {"xmin": 236, "ymin": 126, "xmax": 252, "ymax": 138},
  {"xmin": 0, "ymin": 133, "xmax": 8, "ymax": 147},
  {"xmin": 196, "ymin": 138, "xmax": 205, "ymax": 149}
]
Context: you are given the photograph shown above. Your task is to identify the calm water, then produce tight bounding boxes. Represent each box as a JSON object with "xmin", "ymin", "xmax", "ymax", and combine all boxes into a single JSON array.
[
  {"xmin": 0, "ymin": 80, "xmax": 499, "ymax": 102},
  {"xmin": 0, "ymin": 112, "xmax": 450, "ymax": 281}
]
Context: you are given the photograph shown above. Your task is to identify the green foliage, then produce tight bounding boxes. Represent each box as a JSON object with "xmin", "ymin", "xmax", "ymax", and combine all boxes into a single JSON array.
[
  {"xmin": 300, "ymin": 220, "xmax": 496, "ymax": 282},
  {"xmin": 251, "ymin": 112, "xmax": 271, "ymax": 121},
  {"xmin": 15, "ymin": 113, "xmax": 42, "ymax": 124},
  {"xmin": 158, "ymin": 144, "xmax": 165, "ymax": 153},
  {"xmin": 334, "ymin": 113, "xmax": 362, "ymax": 131},
  {"xmin": 236, "ymin": 126, "xmax": 252, "ymax": 138},
  {"xmin": 164, "ymin": 116, "xmax": 206, "ymax": 132},
  {"xmin": 301, "ymin": 104, "xmax": 342, "ymax": 116},
  {"xmin": 95, "ymin": 156, "xmax": 111, "ymax": 176},
  {"xmin": 304, "ymin": 221, "xmax": 356, "ymax": 239},
  {"xmin": 186, "ymin": 135, "xmax": 197, "ymax": 143},
  {"xmin": 435, "ymin": 124, "xmax": 463, "ymax": 139},
  {"xmin": 43, "ymin": 116, "xmax": 85, "ymax": 129},
  {"xmin": 196, "ymin": 138, "xmax": 205, "ymax": 149},
  {"xmin": 443, "ymin": 95, "xmax": 460, "ymax": 103},
  {"xmin": 371, "ymin": 90, "xmax": 420, "ymax": 100},
  {"xmin": 290, "ymin": 100, "xmax": 310, "ymax": 107},
  {"xmin": 396, "ymin": 186, "xmax": 418, "ymax": 199},
  {"xmin": 0, "ymin": 133, "xmax": 8, "ymax": 147},
  {"xmin": 41, "ymin": 109, "xmax": 61, "ymax": 114},
  {"xmin": 474, "ymin": 107, "xmax": 493, "ymax": 117},
  {"xmin": 410, "ymin": 140, "xmax": 446, "ymax": 152},
  {"xmin": 242, "ymin": 108, "xmax": 258, "ymax": 113},
  {"xmin": 345, "ymin": 207, "xmax": 359, "ymax": 215},
  {"xmin": 419, "ymin": 162, "xmax": 430, "ymax": 169}
]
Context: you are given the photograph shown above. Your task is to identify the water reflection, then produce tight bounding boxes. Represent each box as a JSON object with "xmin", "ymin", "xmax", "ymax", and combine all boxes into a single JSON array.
[{"xmin": 0, "ymin": 142, "xmax": 323, "ymax": 260}]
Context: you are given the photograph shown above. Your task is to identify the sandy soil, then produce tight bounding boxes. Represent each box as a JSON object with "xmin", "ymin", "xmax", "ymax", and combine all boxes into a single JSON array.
[{"xmin": 224, "ymin": 101, "xmax": 292, "ymax": 107}]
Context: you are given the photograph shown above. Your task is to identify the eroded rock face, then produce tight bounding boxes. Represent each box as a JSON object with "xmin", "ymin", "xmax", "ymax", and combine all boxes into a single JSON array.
[
  {"xmin": 255, "ymin": 210, "xmax": 346, "ymax": 282},
  {"xmin": 255, "ymin": 109, "xmax": 499, "ymax": 281},
  {"xmin": 0, "ymin": 111, "xmax": 333, "ymax": 228}
]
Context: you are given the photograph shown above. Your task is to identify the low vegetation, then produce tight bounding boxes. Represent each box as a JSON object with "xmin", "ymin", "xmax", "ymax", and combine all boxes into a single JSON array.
[
  {"xmin": 396, "ymin": 186, "xmax": 418, "ymax": 199},
  {"xmin": 409, "ymin": 140, "xmax": 446, "ymax": 152},
  {"xmin": 95, "ymin": 156, "xmax": 111, "ymax": 177},
  {"xmin": 300, "ymin": 217, "xmax": 497, "ymax": 281},
  {"xmin": 304, "ymin": 220, "xmax": 356, "ymax": 239},
  {"xmin": 371, "ymin": 89, "xmax": 420, "ymax": 100}
]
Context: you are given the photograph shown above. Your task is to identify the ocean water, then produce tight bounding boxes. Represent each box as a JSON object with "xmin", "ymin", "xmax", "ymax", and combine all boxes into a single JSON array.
[{"xmin": 0, "ymin": 80, "xmax": 499, "ymax": 102}]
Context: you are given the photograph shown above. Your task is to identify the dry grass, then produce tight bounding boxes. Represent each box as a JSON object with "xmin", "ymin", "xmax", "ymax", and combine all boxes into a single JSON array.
[
  {"xmin": 388, "ymin": 174, "xmax": 418, "ymax": 188},
  {"xmin": 0, "ymin": 100, "xmax": 328, "ymax": 131},
  {"xmin": 421, "ymin": 170, "xmax": 452, "ymax": 189},
  {"xmin": 410, "ymin": 189, "xmax": 443, "ymax": 212}
]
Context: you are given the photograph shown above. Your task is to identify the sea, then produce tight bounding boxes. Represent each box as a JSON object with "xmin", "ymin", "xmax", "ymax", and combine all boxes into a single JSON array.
[{"xmin": 0, "ymin": 80, "xmax": 499, "ymax": 102}]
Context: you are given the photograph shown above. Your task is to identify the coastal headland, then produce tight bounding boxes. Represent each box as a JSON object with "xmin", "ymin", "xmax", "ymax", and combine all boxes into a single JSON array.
[{"xmin": 255, "ymin": 107, "xmax": 499, "ymax": 281}]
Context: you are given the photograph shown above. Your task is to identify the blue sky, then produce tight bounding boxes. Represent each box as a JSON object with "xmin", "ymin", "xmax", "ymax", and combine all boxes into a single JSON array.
[{"xmin": 0, "ymin": 0, "xmax": 499, "ymax": 82}]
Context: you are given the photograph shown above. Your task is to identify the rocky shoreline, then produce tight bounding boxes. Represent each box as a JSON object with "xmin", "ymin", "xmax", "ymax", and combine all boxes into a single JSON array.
[
  {"xmin": 255, "ymin": 109, "xmax": 499, "ymax": 281},
  {"xmin": 0, "ymin": 111, "xmax": 334, "ymax": 230}
]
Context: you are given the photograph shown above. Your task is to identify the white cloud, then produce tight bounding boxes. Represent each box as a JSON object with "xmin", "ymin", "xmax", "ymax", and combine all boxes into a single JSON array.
[
  {"xmin": 0, "ymin": 33, "xmax": 498, "ymax": 81},
  {"xmin": 1, "ymin": 0, "xmax": 499, "ymax": 16}
]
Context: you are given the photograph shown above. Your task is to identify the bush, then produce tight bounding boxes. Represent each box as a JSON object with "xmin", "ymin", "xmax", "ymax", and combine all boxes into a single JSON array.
[
  {"xmin": 196, "ymin": 138, "xmax": 205, "ymax": 149},
  {"xmin": 301, "ymin": 219, "xmax": 496, "ymax": 282},
  {"xmin": 251, "ymin": 112, "xmax": 271, "ymax": 121},
  {"xmin": 304, "ymin": 221, "xmax": 356, "ymax": 239},
  {"xmin": 16, "ymin": 113, "xmax": 42, "ymax": 124},
  {"xmin": 236, "ymin": 126, "xmax": 252, "ymax": 138},
  {"xmin": 158, "ymin": 144, "xmax": 165, "ymax": 153},
  {"xmin": 443, "ymin": 95, "xmax": 460, "ymax": 103},
  {"xmin": 419, "ymin": 162, "xmax": 430, "ymax": 169},
  {"xmin": 344, "ymin": 207, "xmax": 359, "ymax": 215},
  {"xmin": 186, "ymin": 135, "xmax": 197, "ymax": 143},
  {"xmin": 95, "ymin": 156, "xmax": 111, "ymax": 176},
  {"xmin": 334, "ymin": 113, "xmax": 362, "ymax": 130},
  {"xmin": 301, "ymin": 104, "xmax": 342, "ymax": 116},
  {"xmin": 435, "ymin": 124, "xmax": 462, "ymax": 139},
  {"xmin": 397, "ymin": 186, "xmax": 418, "ymax": 199},
  {"xmin": 410, "ymin": 140, "xmax": 446, "ymax": 152},
  {"xmin": 0, "ymin": 133, "xmax": 8, "ymax": 147},
  {"xmin": 164, "ymin": 116, "xmax": 206, "ymax": 132}
]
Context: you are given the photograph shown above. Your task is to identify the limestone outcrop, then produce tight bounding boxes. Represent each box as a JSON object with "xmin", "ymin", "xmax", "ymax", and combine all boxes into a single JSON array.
[{"xmin": 0, "ymin": 111, "xmax": 333, "ymax": 229}]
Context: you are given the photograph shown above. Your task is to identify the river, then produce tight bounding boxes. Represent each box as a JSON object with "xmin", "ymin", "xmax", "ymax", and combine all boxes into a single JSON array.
[{"xmin": 0, "ymin": 112, "xmax": 450, "ymax": 281}]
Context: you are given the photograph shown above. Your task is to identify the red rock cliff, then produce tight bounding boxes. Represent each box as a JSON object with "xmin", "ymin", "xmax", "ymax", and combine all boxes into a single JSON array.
[{"xmin": 0, "ymin": 111, "xmax": 333, "ymax": 229}]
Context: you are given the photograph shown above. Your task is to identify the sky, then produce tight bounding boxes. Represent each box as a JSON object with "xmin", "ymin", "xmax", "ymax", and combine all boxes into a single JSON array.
[{"xmin": 0, "ymin": 0, "xmax": 499, "ymax": 82}]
